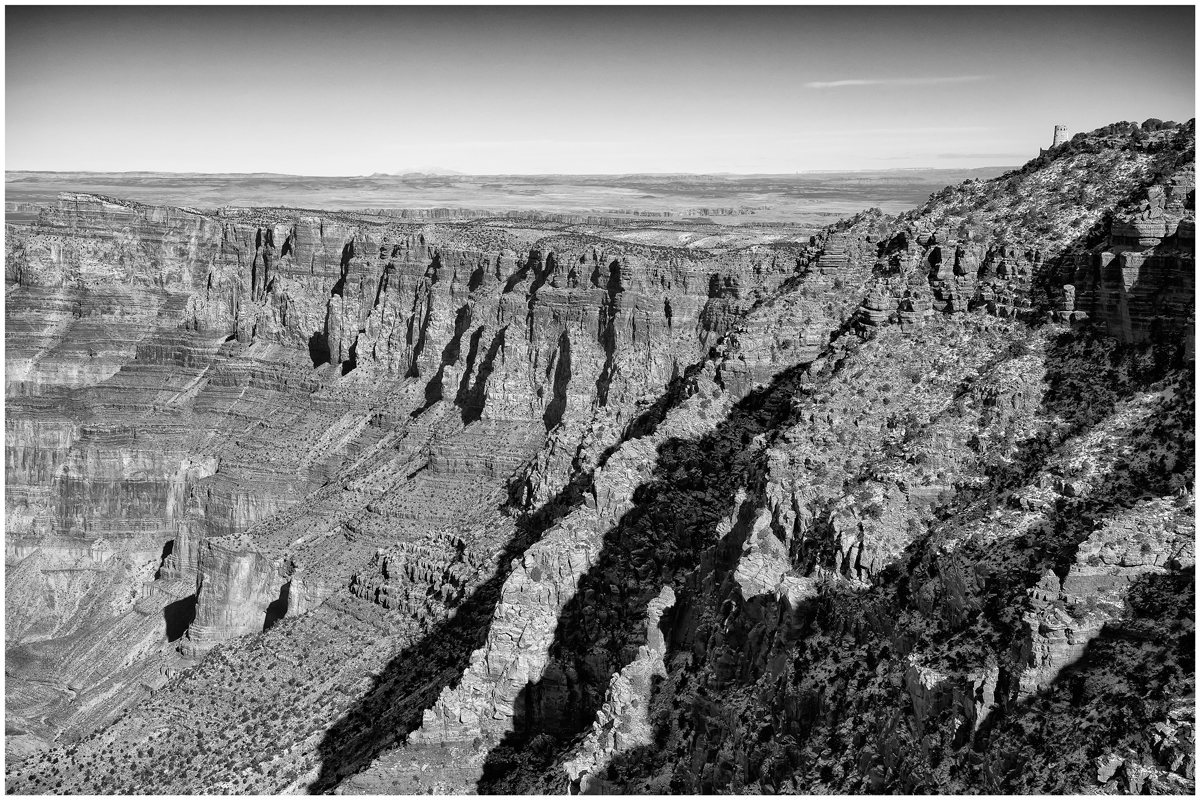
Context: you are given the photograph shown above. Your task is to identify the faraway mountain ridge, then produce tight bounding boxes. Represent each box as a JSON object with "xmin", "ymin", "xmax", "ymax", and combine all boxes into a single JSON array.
[
  {"xmin": 383, "ymin": 167, "xmax": 464, "ymax": 177},
  {"xmin": 4, "ymin": 118, "xmax": 1195, "ymax": 794}
]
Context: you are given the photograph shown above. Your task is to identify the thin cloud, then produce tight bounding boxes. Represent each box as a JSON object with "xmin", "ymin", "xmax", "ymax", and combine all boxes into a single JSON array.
[{"xmin": 805, "ymin": 75, "xmax": 989, "ymax": 89}]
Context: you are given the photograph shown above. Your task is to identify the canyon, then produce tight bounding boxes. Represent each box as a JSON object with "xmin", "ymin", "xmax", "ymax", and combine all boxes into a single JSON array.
[{"xmin": 4, "ymin": 120, "xmax": 1195, "ymax": 795}]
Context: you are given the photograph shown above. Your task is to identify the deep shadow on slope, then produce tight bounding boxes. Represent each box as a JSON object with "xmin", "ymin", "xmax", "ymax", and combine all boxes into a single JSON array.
[
  {"xmin": 163, "ymin": 596, "xmax": 196, "ymax": 643},
  {"xmin": 476, "ymin": 359, "xmax": 813, "ymax": 792},
  {"xmin": 595, "ymin": 560, "xmax": 1194, "ymax": 794},
  {"xmin": 977, "ymin": 566, "xmax": 1195, "ymax": 793},
  {"xmin": 309, "ymin": 354, "xmax": 725, "ymax": 792},
  {"xmin": 540, "ymin": 331, "xmax": 1193, "ymax": 794},
  {"xmin": 308, "ymin": 526, "xmax": 540, "ymax": 792}
]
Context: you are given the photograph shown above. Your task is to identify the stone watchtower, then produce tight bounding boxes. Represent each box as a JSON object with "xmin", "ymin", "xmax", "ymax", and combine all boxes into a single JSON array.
[{"xmin": 1052, "ymin": 125, "xmax": 1068, "ymax": 147}]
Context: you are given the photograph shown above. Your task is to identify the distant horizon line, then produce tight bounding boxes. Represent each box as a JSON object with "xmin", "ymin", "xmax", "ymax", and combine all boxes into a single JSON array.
[{"xmin": 6, "ymin": 165, "xmax": 1024, "ymax": 179}]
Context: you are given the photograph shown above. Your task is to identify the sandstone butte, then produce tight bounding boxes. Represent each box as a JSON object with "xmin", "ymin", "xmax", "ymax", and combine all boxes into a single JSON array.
[{"xmin": 4, "ymin": 119, "xmax": 1195, "ymax": 795}]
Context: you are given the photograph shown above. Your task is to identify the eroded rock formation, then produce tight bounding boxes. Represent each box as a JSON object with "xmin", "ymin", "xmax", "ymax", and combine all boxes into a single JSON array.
[{"xmin": 4, "ymin": 191, "xmax": 813, "ymax": 767}]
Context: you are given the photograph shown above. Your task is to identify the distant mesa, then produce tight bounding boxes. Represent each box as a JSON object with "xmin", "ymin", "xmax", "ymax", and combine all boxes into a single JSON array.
[{"xmin": 389, "ymin": 165, "xmax": 464, "ymax": 176}]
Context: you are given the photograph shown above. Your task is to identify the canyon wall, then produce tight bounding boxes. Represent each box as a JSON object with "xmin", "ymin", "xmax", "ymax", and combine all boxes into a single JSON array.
[{"xmin": 4, "ymin": 192, "xmax": 810, "ymax": 754}]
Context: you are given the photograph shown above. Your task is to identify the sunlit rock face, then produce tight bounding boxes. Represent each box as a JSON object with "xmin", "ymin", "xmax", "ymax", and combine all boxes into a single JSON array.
[
  {"xmin": 4, "ymin": 120, "xmax": 1195, "ymax": 796},
  {"xmin": 4, "ymin": 192, "xmax": 812, "ymax": 758}
]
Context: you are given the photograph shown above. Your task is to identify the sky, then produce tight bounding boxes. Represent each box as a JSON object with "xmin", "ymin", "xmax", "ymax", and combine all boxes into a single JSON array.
[{"xmin": 6, "ymin": 4, "xmax": 1195, "ymax": 175}]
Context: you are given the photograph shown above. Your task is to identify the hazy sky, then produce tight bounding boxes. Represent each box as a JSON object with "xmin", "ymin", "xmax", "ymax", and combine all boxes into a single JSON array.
[{"xmin": 6, "ymin": 5, "xmax": 1195, "ymax": 175}]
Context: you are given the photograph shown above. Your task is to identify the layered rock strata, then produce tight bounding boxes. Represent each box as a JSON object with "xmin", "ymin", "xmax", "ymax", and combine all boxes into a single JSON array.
[{"xmin": 4, "ymin": 192, "xmax": 812, "ymax": 760}]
